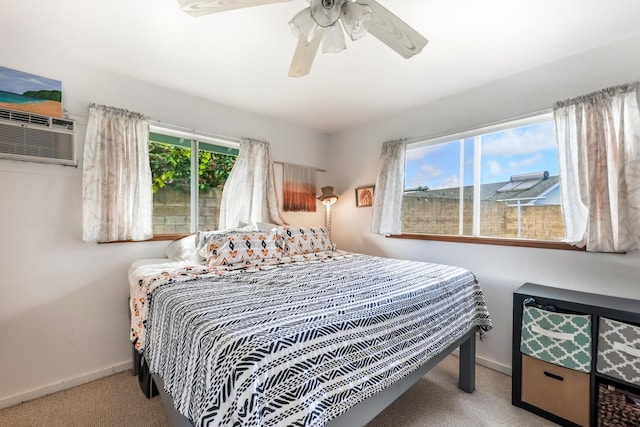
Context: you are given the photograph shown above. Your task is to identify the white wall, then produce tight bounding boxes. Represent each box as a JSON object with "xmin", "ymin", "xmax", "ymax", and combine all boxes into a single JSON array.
[
  {"xmin": 2, "ymin": 30, "xmax": 639, "ymax": 409},
  {"xmin": 0, "ymin": 54, "xmax": 329, "ymax": 407},
  {"xmin": 328, "ymin": 33, "xmax": 640, "ymax": 374}
]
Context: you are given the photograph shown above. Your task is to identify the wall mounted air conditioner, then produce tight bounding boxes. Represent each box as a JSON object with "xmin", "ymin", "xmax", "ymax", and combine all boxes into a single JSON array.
[{"xmin": 0, "ymin": 107, "xmax": 76, "ymax": 166}]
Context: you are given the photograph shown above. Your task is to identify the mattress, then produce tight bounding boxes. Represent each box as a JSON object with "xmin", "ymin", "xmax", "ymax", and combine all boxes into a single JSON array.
[
  {"xmin": 131, "ymin": 251, "xmax": 491, "ymax": 426},
  {"xmin": 128, "ymin": 258, "xmax": 200, "ymax": 350}
]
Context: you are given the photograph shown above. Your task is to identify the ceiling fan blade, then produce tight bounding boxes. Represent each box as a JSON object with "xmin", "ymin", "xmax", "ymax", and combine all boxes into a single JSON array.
[
  {"xmin": 178, "ymin": 0, "xmax": 293, "ymax": 17},
  {"xmin": 288, "ymin": 27, "xmax": 325, "ymax": 78},
  {"xmin": 356, "ymin": 0, "xmax": 427, "ymax": 59}
]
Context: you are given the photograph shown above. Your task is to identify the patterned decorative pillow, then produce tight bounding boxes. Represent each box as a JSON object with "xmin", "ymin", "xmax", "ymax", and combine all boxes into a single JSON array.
[
  {"xmin": 194, "ymin": 229, "xmax": 246, "ymax": 263},
  {"xmin": 205, "ymin": 231, "xmax": 283, "ymax": 267},
  {"xmin": 280, "ymin": 227, "xmax": 336, "ymax": 256}
]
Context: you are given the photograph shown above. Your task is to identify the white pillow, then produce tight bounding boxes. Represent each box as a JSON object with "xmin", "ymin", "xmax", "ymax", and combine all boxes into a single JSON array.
[
  {"xmin": 163, "ymin": 234, "xmax": 196, "ymax": 262},
  {"xmin": 251, "ymin": 221, "xmax": 282, "ymax": 231}
]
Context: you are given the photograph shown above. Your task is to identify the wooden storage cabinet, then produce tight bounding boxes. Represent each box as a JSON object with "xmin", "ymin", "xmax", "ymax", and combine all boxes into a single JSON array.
[{"xmin": 513, "ymin": 283, "xmax": 640, "ymax": 427}]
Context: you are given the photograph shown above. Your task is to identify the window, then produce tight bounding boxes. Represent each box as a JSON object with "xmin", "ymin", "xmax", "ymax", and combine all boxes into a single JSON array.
[
  {"xmin": 403, "ymin": 113, "xmax": 565, "ymax": 241},
  {"xmin": 149, "ymin": 127, "xmax": 238, "ymax": 235}
]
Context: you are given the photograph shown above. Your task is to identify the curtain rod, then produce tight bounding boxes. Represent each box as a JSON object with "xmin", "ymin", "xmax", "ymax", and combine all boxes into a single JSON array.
[
  {"xmin": 274, "ymin": 161, "xmax": 326, "ymax": 173},
  {"xmin": 405, "ymin": 108, "xmax": 553, "ymax": 146},
  {"xmin": 150, "ymin": 120, "xmax": 326, "ymax": 173},
  {"xmin": 150, "ymin": 119, "xmax": 241, "ymax": 145}
]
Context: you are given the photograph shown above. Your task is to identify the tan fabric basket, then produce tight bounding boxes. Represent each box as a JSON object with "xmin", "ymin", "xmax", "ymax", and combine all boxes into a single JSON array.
[{"xmin": 598, "ymin": 383, "xmax": 640, "ymax": 427}]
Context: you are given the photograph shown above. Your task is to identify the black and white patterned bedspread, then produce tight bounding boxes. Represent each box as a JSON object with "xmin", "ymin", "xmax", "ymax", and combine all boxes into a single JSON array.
[{"xmin": 144, "ymin": 253, "xmax": 492, "ymax": 427}]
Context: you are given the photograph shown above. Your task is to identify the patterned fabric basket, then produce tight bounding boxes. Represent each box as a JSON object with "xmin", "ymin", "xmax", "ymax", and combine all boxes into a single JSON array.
[
  {"xmin": 597, "ymin": 317, "xmax": 640, "ymax": 386},
  {"xmin": 598, "ymin": 383, "xmax": 640, "ymax": 427},
  {"xmin": 520, "ymin": 305, "xmax": 592, "ymax": 372}
]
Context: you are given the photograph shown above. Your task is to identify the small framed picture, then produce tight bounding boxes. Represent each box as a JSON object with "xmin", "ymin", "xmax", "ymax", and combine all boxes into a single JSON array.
[{"xmin": 355, "ymin": 185, "xmax": 375, "ymax": 208}]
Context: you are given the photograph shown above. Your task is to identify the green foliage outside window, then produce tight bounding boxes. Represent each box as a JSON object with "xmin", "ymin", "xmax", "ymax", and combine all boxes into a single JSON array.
[{"xmin": 149, "ymin": 141, "xmax": 236, "ymax": 193}]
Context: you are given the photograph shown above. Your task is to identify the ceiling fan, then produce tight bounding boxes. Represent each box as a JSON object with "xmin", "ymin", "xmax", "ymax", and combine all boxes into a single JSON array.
[{"xmin": 177, "ymin": 0, "xmax": 428, "ymax": 77}]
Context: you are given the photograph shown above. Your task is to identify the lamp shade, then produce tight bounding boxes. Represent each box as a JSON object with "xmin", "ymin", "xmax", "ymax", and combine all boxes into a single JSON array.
[{"xmin": 318, "ymin": 186, "xmax": 339, "ymax": 205}]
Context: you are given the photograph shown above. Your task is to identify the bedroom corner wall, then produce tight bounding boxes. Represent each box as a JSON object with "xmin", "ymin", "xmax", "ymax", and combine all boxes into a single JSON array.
[
  {"xmin": 327, "ymin": 33, "xmax": 640, "ymax": 374},
  {"xmin": 0, "ymin": 54, "xmax": 329, "ymax": 408}
]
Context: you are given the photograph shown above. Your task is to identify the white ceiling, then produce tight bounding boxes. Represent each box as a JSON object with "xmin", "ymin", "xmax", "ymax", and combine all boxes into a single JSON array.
[{"xmin": 4, "ymin": 0, "xmax": 640, "ymax": 134}]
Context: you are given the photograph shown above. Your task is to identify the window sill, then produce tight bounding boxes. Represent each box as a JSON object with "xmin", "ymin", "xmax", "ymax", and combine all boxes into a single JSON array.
[
  {"xmin": 389, "ymin": 233, "xmax": 585, "ymax": 251},
  {"xmin": 98, "ymin": 233, "xmax": 191, "ymax": 244},
  {"xmin": 149, "ymin": 234, "xmax": 191, "ymax": 241}
]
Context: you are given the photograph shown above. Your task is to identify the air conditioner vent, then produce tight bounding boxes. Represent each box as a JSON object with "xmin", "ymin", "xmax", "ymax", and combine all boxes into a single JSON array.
[
  {"xmin": 0, "ymin": 108, "xmax": 54, "ymax": 127},
  {"xmin": 0, "ymin": 107, "xmax": 76, "ymax": 166},
  {"xmin": 29, "ymin": 114, "xmax": 51, "ymax": 127},
  {"xmin": 51, "ymin": 118, "xmax": 74, "ymax": 131}
]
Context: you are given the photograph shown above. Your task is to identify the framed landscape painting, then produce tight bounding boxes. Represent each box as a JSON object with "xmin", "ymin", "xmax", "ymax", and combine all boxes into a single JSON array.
[{"xmin": 0, "ymin": 66, "xmax": 62, "ymax": 117}]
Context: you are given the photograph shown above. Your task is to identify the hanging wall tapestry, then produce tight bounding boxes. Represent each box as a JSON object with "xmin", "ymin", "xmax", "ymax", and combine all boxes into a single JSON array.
[
  {"xmin": 283, "ymin": 164, "xmax": 317, "ymax": 212},
  {"xmin": 0, "ymin": 65, "xmax": 62, "ymax": 117}
]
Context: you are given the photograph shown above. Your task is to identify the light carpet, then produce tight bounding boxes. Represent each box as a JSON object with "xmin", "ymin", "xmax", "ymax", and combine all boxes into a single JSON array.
[{"xmin": 0, "ymin": 356, "xmax": 556, "ymax": 426}]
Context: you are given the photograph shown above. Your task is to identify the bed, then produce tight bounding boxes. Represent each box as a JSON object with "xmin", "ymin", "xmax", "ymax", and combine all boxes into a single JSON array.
[{"xmin": 129, "ymin": 227, "xmax": 492, "ymax": 427}]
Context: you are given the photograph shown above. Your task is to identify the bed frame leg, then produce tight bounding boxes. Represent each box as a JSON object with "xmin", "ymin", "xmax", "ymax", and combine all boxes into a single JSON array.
[
  {"xmin": 458, "ymin": 330, "xmax": 476, "ymax": 393},
  {"xmin": 133, "ymin": 344, "xmax": 141, "ymax": 376}
]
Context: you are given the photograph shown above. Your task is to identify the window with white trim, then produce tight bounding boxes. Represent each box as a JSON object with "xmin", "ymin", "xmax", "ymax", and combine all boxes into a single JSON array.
[
  {"xmin": 403, "ymin": 113, "xmax": 565, "ymax": 241},
  {"xmin": 149, "ymin": 127, "xmax": 238, "ymax": 235}
]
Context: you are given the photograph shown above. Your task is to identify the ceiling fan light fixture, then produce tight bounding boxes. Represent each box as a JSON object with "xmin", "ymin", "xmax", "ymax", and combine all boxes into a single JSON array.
[
  {"xmin": 341, "ymin": 2, "xmax": 373, "ymax": 41},
  {"xmin": 322, "ymin": 23, "xmax": 346, "ymax": 53},
  {"xmin": 176, "ymin": 0, "xmax": 428, "ymax": 77},
  {"xmin": 310, "ymin": 0, "xmax": 345, "ymax": 27},
  {"xmin": 289, "ymin": 7, "xmax": 319, "ymax": 45}
]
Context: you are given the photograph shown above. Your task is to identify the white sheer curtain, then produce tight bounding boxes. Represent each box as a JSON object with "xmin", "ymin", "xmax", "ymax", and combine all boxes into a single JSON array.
[
  {"xmin": 82, "ymin": 104, "xmax": 152, "ymax": 242},
  {"xmin": 218, "ymin": 138, "xmax": 286, "ymax": 229},
  {"xmin": 554, "ymin": 82, "xmax": 640, "ymax": 252},
  {"xmin": 371, "ymin": 139, "xmax": 407, "ymax": 235}
]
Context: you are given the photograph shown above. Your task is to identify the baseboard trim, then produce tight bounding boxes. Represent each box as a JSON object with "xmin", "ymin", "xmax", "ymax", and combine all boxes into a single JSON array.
[
  {"xmin": 449, "ymin": 349, "xmax": 512, "ymax": 376},
  {"xmin": 476, "ymin": 356, "xmax": 511, "ymax": 376},
  {"xmin": 0, "ymin": 361, "xmax": 131, "ymax": 410},
  {"xmin": 0, "ymin": 353, "xmax": 511, "ymax": 410}
]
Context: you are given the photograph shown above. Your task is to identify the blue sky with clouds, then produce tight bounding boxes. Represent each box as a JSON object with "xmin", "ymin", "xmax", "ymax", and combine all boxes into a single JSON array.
[
  {"xmin": 0, "ymin": 66, "xmax": 61, "ymax": 94},
  {"xmin": 405, "ymin": 121, "xmax": 558, "ymax": 190}
]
